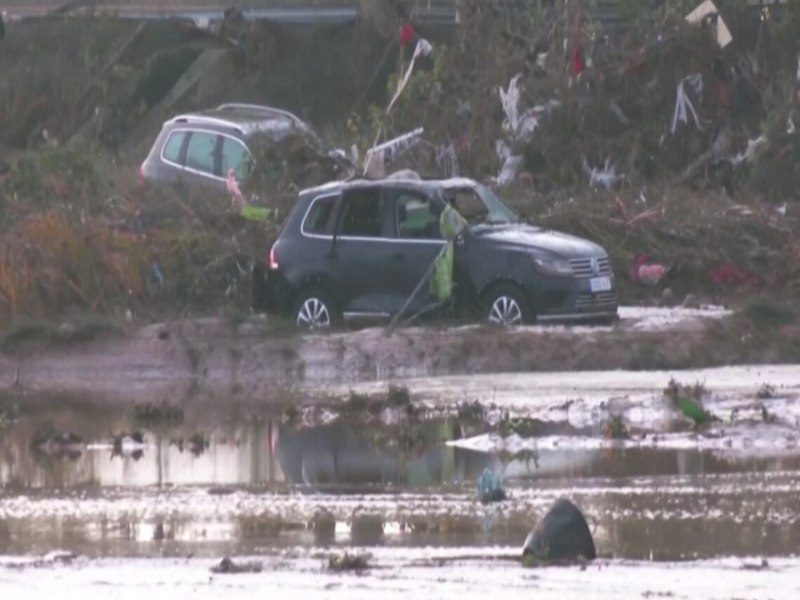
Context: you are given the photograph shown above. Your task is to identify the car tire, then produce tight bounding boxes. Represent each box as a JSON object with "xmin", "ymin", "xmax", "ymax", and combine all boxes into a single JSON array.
[
  {"xmin": 483, "ymin": 282, "xmax": 534, "ymax": 326},
  {"xmin": 291, "ymin": 287, "xmax": 340, "ymax": 330}
]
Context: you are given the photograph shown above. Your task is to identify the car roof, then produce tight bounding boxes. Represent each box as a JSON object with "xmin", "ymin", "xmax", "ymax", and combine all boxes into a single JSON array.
[
  {"xmin": 300, "ymin": 176, "xmax": 482, "ymax": 198},
  {"xmin": 165, "ymin": 103, "xmax": 314, "ymax": 138}
]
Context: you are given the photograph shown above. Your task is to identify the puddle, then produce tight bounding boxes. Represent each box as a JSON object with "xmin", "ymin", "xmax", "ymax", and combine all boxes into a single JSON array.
[{"xmin": 2, "ymin": 390, "xmax": 800, "ymax": 563}]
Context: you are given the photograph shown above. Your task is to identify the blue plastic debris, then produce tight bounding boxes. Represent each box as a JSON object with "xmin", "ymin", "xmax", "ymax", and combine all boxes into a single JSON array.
[
  {"xmin": 150, "ymin": 262, "xmax": 165, "ymax": 286},
  {"xmin": 477, "ymin": 467, "xmax": 506, "ymax": 504}
]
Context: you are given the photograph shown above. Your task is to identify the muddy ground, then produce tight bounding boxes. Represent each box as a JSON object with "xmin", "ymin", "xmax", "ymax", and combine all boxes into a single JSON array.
[
  {"xmin": 2, "ymin": 361, "xmax": 800, "ymax": 599},
  {"xmin": 3, "ymin": 304, "xmax": 796, "ymax": 401}
]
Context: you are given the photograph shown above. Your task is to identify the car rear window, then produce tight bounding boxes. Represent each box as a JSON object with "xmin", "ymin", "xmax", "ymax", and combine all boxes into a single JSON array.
[
  {"xmin": 221, "ymin": 136, "xmax": 250, "ymax": 180},
  {"xmin": 162, "ymin": 131, "xmax": 187, "ymax": 163},
  {"xmin": 303, "ymin": 195, "xmax": 338, "ymax": 235},
  {"xmin": 185, "ymin": 131, "xmax": 219, "ymax": 176}
]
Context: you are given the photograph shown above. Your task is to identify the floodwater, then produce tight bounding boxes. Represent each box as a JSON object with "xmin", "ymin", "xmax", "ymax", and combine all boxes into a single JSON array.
[{"xmin": 1, "ymin": 365, "xmax": 800, "ymax": 598}]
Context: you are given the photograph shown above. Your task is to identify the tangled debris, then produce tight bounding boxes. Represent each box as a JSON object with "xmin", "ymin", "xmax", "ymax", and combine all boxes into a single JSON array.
[
  {"xmin": 0, "ymin": 4, "xmax": 799, "ymax": 327},
  {"xmin": 327, "ymin": 552, "xmax": 371, "ymax": 573}
]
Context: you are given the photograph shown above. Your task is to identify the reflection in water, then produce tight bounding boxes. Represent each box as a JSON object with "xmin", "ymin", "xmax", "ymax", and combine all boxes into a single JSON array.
[
  {"xmin": 3, "ymin": 406, "xmax": 800, "ymax": 489},
  {"xmin": 2, "ymin": 400, "xmax": 800, "ymax": 561}
]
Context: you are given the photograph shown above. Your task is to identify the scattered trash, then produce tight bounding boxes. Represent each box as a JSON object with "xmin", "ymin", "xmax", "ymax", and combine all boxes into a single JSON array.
[
  {"xmin": 363, "ymin": 127, "xmax": 424, "ymax": 178},
  {"xmin": 435, "ymin": 143, "xmax": 460, "ymax": 177},
  {"xmin": 239, "ymin": 204, "xmax": 270, "ymax": 222},
  {"xmin": 328, "ymin": 552, "xmax": 370, "ymax": 572},
  {"xmin": 498, "ymin": 74, "xmax": 560, "ymax": 142},
  {"xmin": 150, "ymin": 262, "xmax": 165, "ymax": 286},
  {"xmin": 387, "ymin": 38, "xmax": 433, "ymax": 113},
  {"xmin": 499, "ymin": 74, "xmax": 524, "ymax": 137},
  {"xmin": 602, "ymin": 415, "xmax": 629, "ymax": 440},
  {"xmin": 708, "ymin": 264, "xmax": 760, "ymax": 288},
  {"xmin": 495, "ymin": 141, "xmax": 522, "ymax": 186},
  {"xmin": 670, "ymin": 74, "xmax": 704, "ymax": 134},
  {"xmin": 630, "ymin": 254, "xmax": 671, "ymax": 286},
  {"xmin": 664, "ymin": 379, "xmax": 719, "ymax": 427},
  {"xmin": 399, "ymin": 20, "xmax": 414, "ymax": 49},
  {"xmin": 755, "ymin": 383, "xmax": 776, "ymax": 400},
  {"xmin": 582, "ymin": 156, "xmax": 623, "ymax": 190},
  {"xmin": 522, "ymin": 499, "xmax": 596, "ymax": 564},
  {"xmin": 729, "ymin": 135, "xmax": 767, "ymax": 166},
  {"xmin": 476, "ymin": 468, "xmax": 506, "ymax": 504},
  {"xmin": 685, "ymin": 0, "xmax": 733, "ymax": 48},
  {"xmin": 210, "ymin": 557, "xmax": 263, "ymax": 574},
  {"xmin": 111, "ymin": 431, "xmax": 145, "ymax": 460},
  {"xmin": 226, "ymin": 169, "xmax": 245, "ymax": 208}
]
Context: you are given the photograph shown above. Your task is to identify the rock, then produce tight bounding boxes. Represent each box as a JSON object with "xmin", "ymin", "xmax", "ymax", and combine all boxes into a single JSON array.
[{"xmin": 522, "ymin": 499, "xmax": 596, "ymax": 563}]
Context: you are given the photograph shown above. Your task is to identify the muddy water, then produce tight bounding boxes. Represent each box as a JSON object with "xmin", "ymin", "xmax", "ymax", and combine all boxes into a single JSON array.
[{"xmin": 1, "ymin": 376, "xmax": 800, "ymax": 598}]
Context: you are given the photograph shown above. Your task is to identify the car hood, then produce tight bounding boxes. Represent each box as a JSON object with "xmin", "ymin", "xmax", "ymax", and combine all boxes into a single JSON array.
[{"xmin": 470, "ymin": 223, "xmax": 606, "ymax": 258}]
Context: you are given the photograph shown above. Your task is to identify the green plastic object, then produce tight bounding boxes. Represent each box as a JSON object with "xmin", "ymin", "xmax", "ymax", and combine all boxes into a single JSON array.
[
  {"xmin": 240, "ymin": 205, "xmax": 270, "ymax": 222},
  {"xmin": 676, "ymin": 394, "xmax": 716, "ymax": 425}
]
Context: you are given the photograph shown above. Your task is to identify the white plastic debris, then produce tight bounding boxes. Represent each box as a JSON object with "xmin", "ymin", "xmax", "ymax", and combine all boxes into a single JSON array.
[
  {"xmin": 363, "ymin": 127, "xmax": 424, "ymax": 178},
  {"xmin": 436, "ymin": 143, "xmax": 460, "ymax": 177},
  {"xmin": 670, "ymin": 74, "xmax": 703, "ymax": 134},
  {"xmin": 499, "ymin": 75, "xmax": 558, "ymax": 142},
  {"xmin": 387, "ymin": 38, "xmax": 433, "ymax": 113},
  {"xmin": 494, "ymin": 141, "xmax": 522, "ymax": 187},
  {"xmin": 729, "ymin": 135, "xmax": 767, "ymax": 167},
  {"xmin": 582, "ymin": 156, "xmax": 623, "ymax": 190},
  {"xmin": 499, "ymin": 74, "xmax": 523, "ymax": 136},
  {"xmin": 685, "ymin": 0, "xmax": 733, "ymax": 48}
]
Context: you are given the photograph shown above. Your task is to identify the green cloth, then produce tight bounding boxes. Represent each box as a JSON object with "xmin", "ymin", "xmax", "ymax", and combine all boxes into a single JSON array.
[{"xmin": 429, "ymin": 204, "xmax": 467, "ymax": 302}]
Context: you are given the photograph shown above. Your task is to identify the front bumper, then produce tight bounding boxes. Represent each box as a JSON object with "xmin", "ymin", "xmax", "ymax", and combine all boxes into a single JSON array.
[{"xmin": 528, "ymin": 276, "xmax": 619, "ymax": 323}]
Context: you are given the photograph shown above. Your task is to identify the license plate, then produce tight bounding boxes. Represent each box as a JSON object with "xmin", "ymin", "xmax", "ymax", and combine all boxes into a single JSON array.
[{"xmin": 590, "ymin": 276, "xmax": 612, "ymax": 293}]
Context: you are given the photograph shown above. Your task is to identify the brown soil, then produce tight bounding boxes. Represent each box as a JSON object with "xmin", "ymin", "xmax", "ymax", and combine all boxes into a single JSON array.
[{"xmin": 1, "ymin": 310, "xmax": 796, "ymax": 403}]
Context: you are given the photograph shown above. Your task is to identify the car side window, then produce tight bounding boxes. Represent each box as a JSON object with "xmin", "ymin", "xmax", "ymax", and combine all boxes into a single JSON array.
[
  {"xmin": 162, "ymin": 131, "xmax": 187, "ymax": 164},
  {"xmin": 303, "ymin": 195, "xmax": 338, "ymax": 236},
  {"xmin": 185, "ymin": 131, "xmax": 220, "ymax": 176},
  {"xmin": 221, "ymin": 136, "xmax": 250, "ymax": 180},
  {"xmin": 339, "ymin": 190, "xmax": 384, "ymax": 238},
  {"xmin": 395, "ymin": 193, "xmax": 442, "ymax": 240}
]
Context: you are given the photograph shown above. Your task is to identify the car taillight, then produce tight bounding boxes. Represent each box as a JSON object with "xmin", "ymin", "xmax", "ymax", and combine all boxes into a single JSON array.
[{"xmin": 268, "ymin": 246, "xmax": 279, "ymax": 270}]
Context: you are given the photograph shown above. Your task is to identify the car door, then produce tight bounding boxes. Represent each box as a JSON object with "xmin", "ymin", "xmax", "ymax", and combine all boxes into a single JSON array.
[
  {"xmin": 385, "ymin": 188, "xmax": 447, "ymax": 314},
  {"xmin": 328, "ymin": 187, "xmax": 396, "ymax": 315}
]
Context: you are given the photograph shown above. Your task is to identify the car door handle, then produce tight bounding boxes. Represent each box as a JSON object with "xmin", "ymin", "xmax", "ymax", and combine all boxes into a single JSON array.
[{"xmin": 390, "ymin": 253, "xmax": 406, "ymax": 261}]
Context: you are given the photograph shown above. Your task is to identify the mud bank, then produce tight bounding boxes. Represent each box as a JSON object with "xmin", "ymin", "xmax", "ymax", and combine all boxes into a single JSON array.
[
  {"xmin": 0, "ymin": 306, "xmax": 770, "ymax": 400},
  {"xmin": 1, "ymin": 553, "xmax": 799, "ymax": 600}
]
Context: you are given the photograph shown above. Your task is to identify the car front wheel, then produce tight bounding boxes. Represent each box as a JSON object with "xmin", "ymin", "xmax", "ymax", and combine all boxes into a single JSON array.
[
  {"xmin": 292, "ymin": 288, "xmax": 339, "ymax": 330},
  {"xmin": 484, "ymin": 283, "xmax": 533, "ymax": 326}
]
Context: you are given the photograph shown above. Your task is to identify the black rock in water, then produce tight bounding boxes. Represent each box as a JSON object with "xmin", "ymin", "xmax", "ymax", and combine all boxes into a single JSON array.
[{"xmin": 522, "ymin": 498, "xmax": 596, "ymax": 562}]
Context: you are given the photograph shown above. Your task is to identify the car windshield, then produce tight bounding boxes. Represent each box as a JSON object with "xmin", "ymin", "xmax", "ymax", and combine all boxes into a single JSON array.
[{"xmin": 443, "ymin": 183, "xmax": 521, "ymax": 226}]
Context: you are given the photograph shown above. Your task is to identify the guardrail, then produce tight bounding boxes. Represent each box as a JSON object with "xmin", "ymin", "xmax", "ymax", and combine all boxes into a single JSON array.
[{"xmin": 2, "ymin": 1, "xmax": 781, "ymax": 28}]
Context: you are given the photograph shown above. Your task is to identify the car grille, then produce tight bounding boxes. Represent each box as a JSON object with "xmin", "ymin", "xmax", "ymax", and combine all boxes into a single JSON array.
[
  {"xmin": 575, "ymin": 291, "xmax": 618, "ymax": 309},
  {"xmin": 569, "ymin": 256, "xmax": 612, "ymax": 278}
]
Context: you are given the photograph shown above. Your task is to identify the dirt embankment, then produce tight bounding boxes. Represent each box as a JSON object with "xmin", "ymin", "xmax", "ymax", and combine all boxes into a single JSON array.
[{"xmin": 1, "ymin": 306, "xmax": 797, "ymax": 402}]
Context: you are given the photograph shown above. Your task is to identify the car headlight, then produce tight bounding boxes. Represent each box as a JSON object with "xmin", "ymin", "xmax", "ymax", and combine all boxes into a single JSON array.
[{"xmin": 533, "ymin": 256, "xmax": 573, "ymax": 276}]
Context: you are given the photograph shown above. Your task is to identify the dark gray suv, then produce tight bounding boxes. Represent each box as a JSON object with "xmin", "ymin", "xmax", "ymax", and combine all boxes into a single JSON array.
[
  {"xmin": 253, "ymin": 177, "xmax": 617, "ymax": 327},
  {"xmin": 138, "ymin": 103, "xmax": 324, "ymax": 191}
]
